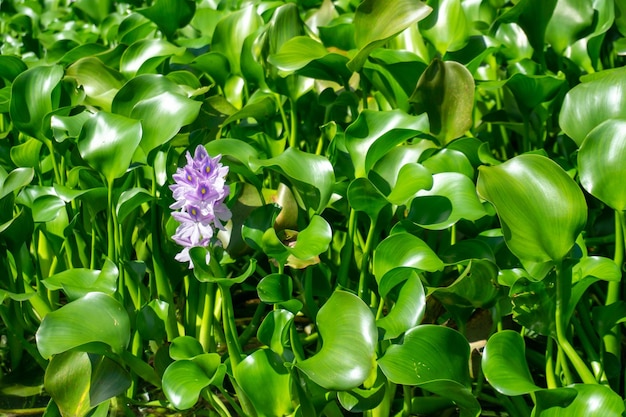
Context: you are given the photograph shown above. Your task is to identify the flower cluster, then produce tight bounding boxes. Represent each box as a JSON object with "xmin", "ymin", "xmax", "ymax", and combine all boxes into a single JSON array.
[{"xmin": 170, "ymin": 145, "xmax": 231, "ymax": 268}]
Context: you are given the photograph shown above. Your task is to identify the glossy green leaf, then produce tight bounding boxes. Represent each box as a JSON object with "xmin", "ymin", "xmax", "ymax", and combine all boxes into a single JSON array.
[
  {"xmin": 169, "ymin": 336, "xmax": 204, "ymax": 360},
  {"xmin": 0, "ymin": 167, "xmax": 34, "ymax": 200},
  {"xmin": 36, "ymin": 292, "xmax": 130, "ymax": 359},
  {"xmin": 560, "ymin": 66, "xmax": 626, "ymax": 146},
  {"xmin": 0, "ymin": 56, "xmax": 27, "ymax": 82},
  {"xmin": 408, "ymin": 172, "xmax": 487, "ymax": 230},
  {"xmin": 476, "ymin": 154, "xmax": 587, "ymax": 268},
  {"xmin": 222, "ymin": 90, "xmax": 277, "ymax": 125},
  {"xmin": 89, "ymin": 355, "xmax": 132, "ymax": 406},
  {"xmin": 495, "ymin": 23, "xmax": 533, "ymax": 61},
  {"xmin": 44, "ymin": 351, "xmax": 92, "ymax": 417},
  {"xmin": 410, "ymin": 59, "xmax": 475, "ymax": 145},
  {"xmin": 493, "ymin": 0, "xmax": 557, "ymax": 64},
  {"xmin": 257, "ymin": 309, "xmax": 294, "ymax": 358},
  {"xmin": 385, "ymin": 162, "xmax": 433, "ymax": 206},
  {"xmin": 66, "ymin": 57, "xmax": 126, "ymax": 112},
  {"xmin": 578, "ymin": 120, "xmax": 626, "ymax": 210},
  {"xmin": 257, "ymin": 274, "xmax": 292, "ymax": 304},
  {"xmin": 191, "ymin": 52, "xmax": 230, "ymax": 87},
  {"xmin": 534, "ymin": 384, "xmax": 624, "ymax": 416},
  {"xmin": 120, "ymin": 39, "xmax": 185, "ymax": 77},
  {"xmin": 138, "ymin": 0, "xmax": 195, "ymax": 39},
  {"xmin": 337, "ymin": 369, "xmax": 387, "ymax": 412},
  {"xmin": 348, "ymin": 0, "xmax": 432, "ymax": 71},
  {"xmin": 593, "ymin": 301, "xmax": 626, "ymax": 338},
  {"xmin": 376, "ymin": 270, "xmax": 426, "ymax": 340},
  {"xmin": 348, "ymin": 177, "xmax": 389, "ymax": 221},
  {"xmin": 420, "ymin": 0, "xmax": 469, "ymax": 54},
  {"xmin": 268, "ymin": 36, "xmax": 351, "ymax": 84},
  {"xmin": 211, "ymin": 5, "xmax": 262, "ymax": 74},
  {"xmin": 510, "ymin": 274, "xmax": 556, "ymax": 337},
  {"xmin": 129, "ymin": 91, "xmax": 201, "ymax": 154},
  {"xmin": 373, "ymin": 233, "xmax": 444, "ymax": 279},
  {"xmin": 10, "ymin": 65, "xmax": 63, "ymax": 140},
  {"xmin": 433, "ymin": 260, "xmax": 500, "ymax": 308},
  {"xmin": 422, "ymin": 148, "xmax": 474, "ymax": 178},
  {"xmin": 344, "ymin": 110, "xmax": 429, "ymax": 178},
  {"xmin": 136, "ymin": 299, "xmax": 169, "ymax": 341},
  {"xmin": 251, "ymin": 148, "xmax": 334, "ymax": 214},
  {"xmin": 545, "ymin": 0, "xmax": 594, "ymax": 54},
  {"xmin": 51, "ymin": 111, "xmax": 92, "ymax": 143},
  {"xmin": 235, "ymin": 349, "xmax": 294, "ymax": 417},
  {"xmin": 116, "ymin": 188, "xmax": 152, "ymax": 223},
  {"xmin": 481, "ymin": 330, "xmax": 541, "ymax": 396},
  {"xmin": 296, "ymin": 290, "xmax": 377, "ymax": 391},
  {"xmin": 378, "ymin": 325, "xmax": 479, "ymax": 417},
  {"xmin": 162, "ymin": 353, "xmax": 223, "ymax": 410},
  {"xmin": 573, "ymin": 256, "xmax": 621, "ymax": 283},
  {"xmin": 15, "ymin": 186, "xmax": 66, "ymax": 222},
  {"xmin": 190, "ymin": 251, "xmax": 257, "ymax": 288},
  {"xmin": 73, "ymin": 0, "xmax": 112, "ymax": 23},
  {"xmin": 77, "ymin": 111, "xmax": 142, "ymax": 184},
  {"xmin": 42, "ymin": 259, "xmax": 118, "ymax": 300}
]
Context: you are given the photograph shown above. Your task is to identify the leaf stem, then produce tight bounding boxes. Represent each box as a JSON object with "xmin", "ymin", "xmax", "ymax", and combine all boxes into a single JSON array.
[{"xmin": 554, "ymin": 260, "xmax": 597, "ymax": 384}]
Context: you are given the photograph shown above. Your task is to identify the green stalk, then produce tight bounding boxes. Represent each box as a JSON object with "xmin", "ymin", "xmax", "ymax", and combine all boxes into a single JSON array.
[
  {"xmin": 554, "ymin": 260, "xmax": 597, "ymax": 384},
  {"xmin": 604, "ymin": 210, "xmax": 623, "ymax": 371},
  {"xmin": 545, "ymin": 338, "xmax": 558, "ymax": 389},
  {"xmin": 198, "ymin": 282, "xmax": 216, "ymax": 352},
  {"xmin": 218, "ymin": 283, "xmax": 242, "ymax": 368},
  {"xmin": 337, "ymin": 209, "xmax": 356, "ymax": 289},
  {"xmin": 358, "ymin": 219, "xmax": 377, "ymax": 302},
  {"xmin": 571, "ymin": 316, "xmax": 606, "ymax": 383}
]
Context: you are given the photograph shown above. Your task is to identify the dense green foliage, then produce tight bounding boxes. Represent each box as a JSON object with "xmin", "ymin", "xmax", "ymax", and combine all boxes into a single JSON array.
[{"xmin": 2, "ymin": 0, "xmax": 626, "ymax": 416}]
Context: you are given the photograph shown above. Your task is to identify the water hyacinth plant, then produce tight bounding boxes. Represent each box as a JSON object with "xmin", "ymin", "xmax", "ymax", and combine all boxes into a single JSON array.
[{"xmin": 2, "ymin": 0, "xmax": 626, "ymax": 417}]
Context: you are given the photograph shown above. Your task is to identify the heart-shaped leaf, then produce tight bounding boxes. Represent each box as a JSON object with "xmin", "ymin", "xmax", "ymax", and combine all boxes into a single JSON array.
[
  {"xmin": 559, "ymin": 66, "xmax": 626, "ymax": 146},
  {"xmin": 137, "ymin": 0, "xmax": 195, "ymax": 39},
  {"xmin": 344, "ymin": 110, "xmax": 429, "ymax": 178},
  {"xmin": 36, "ymin": 292, "xmax": 130, "ymax": 359},
  {"xmin": 10, "ymin": 65, "xmax": 63, "ymax": 140},
  {"xmin": 235, "ymin": 349, "xmax": 294, "ymax": 417},
  {"xmin": 373, "ymin": 233, "xmax": 444, "ymax": 280},
  {"xmin": 250, "ymin": 148, "xmax": 334, "ymax": 214},
  {"xmin": 376, "ymin": 270, "xmax": 426, "ymax": 340},
  {"xmin": 348, "ymin": 0, "xmax": 432, "ymax": 71},
  {"xmin": 476, "ymin": 154, "xmax": 587, "ymax": 270},
  {"xmin": 482, "ymin": 330, "xmax": 541, "ymax": 396},
  {"xmin": 66, "ymin": 57, "xmax": 126, "ymax": 112},
  {"xmin": 77, "ymin": 111, "xmax": 142, "ymax": 184},
  {"xmin": 296, "ymin": 290, "xmax": 377, "ymax": 390},
  {"xmin": 533, "ymin": 384, "xmax": 624, "ymax": 416},
  {"xmin": 162, "ymin": 353, "xmax": 223, "ymax": 410},
  {"xmin": 578, "ymin": 119, "xmax": 626, "ymax": 211},
  {"xmin": 410, "ymin": 59, "xmax": 475, "ymax": 145},
  {"xmin": 257, "ymin": 309, "xmax": 294, "ymax": 358}
]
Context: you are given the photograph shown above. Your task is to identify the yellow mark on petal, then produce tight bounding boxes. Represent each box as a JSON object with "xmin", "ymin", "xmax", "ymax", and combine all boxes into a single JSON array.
[{"xmin": 191, "ymin": 208, "xmax": 197, "ymax": 215}]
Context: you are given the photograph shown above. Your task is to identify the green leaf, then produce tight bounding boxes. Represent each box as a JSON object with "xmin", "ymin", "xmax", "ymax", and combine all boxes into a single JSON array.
[
  {"xmin": 73, "ymin": 0, "xmax": 112, "ymax": 23},
  {"xmin": 378, "ymin": 325, "xmax": 480, "ymax": 417},
  {"xmin": 89, "ymin": 355, "xmax": 132, "ymax": 406},
  {"xmin": 120, "ymin": 39, "xmax": 185, "ymax": 77},
  {"xmin": 169, "ymin": 336, "xmax": 204, "ymax": 360},
  {"xmin": 534, "ymin": 384, "xmax": 625, "ymax": 416},
  {"xmin": 136, "ymin": 299, "xmax": 169, "ymax": 341},
  {"xmin": 251, "ymin": 148, "xmax": 335, "ymax": 214},
  {"xmin": 116, "ymin": 188, "xmax": 152, "ymax": 223},
  {"xmin": 476, "ymin": 154, "xmax": 587, "ymax": 269},
  {"xmin": 545, "ymin": 0, "xmax": 594, "ymax": 54},
  {"xmin": 348, "ymin": 178, "xmax": 389, "ymax": 222},
  {"xmin": 235, "ymin": 349, "xmax": 294, "ymax": 417},
  {"xmin": 66, "ymin": 57, "xmax": 126, "ymax": 112},
  {"xmin": 211, "ymin": 5, "xmax": 262, "ymax": 74},
  {"xmin": 385, "ymin": 162, "xmax": 433, "ymax": 206},
  {"xmin": 257, "ymin": 274, "xmax": 293, "ymax": 304},
  {"xmin": 433, "ymin": 260, "xmax": 500, "ymax": 309},
  {"xmin": 42, "ymin": 259, "xmax": 118, "ymax": 300},
  {"xmin": 162, "ymin": 354, "xmax": 223, "ymax": 410},
  {"xmin": 0, "ymin": 167, "xmax": 34, "ymax": 200},
  {"xmin": 296, "ymin": 290, "xmax": 377, "ymax": 391},
  {"xmin": 44, "ymin": 351, "xmax": 92, "ymax": 417},
  {"xmin": 348, "ymin": 0, "xmax": 432, "ymax": 71},
  {"xmin": 257, "ymin": 309, "xmax": 294, "ymax": 358},
  {"xmin": 409, "ymin": 59, "xmax": 475, "ymax": 145},
  {"xmin": 36, "ymin": 292, "xmax": 130, "ymax": 359},
  {"xmin": 408, "ymin": 172, "xmax": 487, "ymax": 230},
  {"xmin": 77, "ymin": 111, "xmax": 142, "ymax": 184},
  {"xmin": 10, "ymin": 65, "xmax": 63, "ymax": 140},
  {"xmin": 482, "ymin": 331, "xmax": 541, "ymax": 396},
  {"xmin": 492, "ymin": 0, "xmax": 558, "ymax": 64},
  {"xmin": 344, "ymin": 109, "xmax": 429, "ymax": 178},
  {"xmin": 559, "ymin": 66, "xmax": 626, "ymax": 146},
  {"xmin": 373, "ymin": 233, "xmax": 444, "ymax": 280},
  {"xmin": 376, "ymin": 270, "xmax": 426, "ymax": 340},
  {"xmin": 268, "ymin": 36, "xmax": 351, "ymax": 84},
  {"xmin": 578, "ymin": 120, "xmax": 626, "ymax": 211},
  {"xmin": 137, "ymin": 0, "xmax": 195, "ymax": 39},
  {"xmin": 420, "ymin": 0, "xmax": 469, "ymax": 54},
  {"xmin": 0, "ymin": 56, "xmax": 27, "ymax": 82}
]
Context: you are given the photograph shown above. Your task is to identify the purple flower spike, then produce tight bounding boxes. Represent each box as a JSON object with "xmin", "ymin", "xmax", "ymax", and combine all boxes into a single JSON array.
[{"xmin": 170, "ymin": 145, "xmax": 231, "ymax": 269}]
